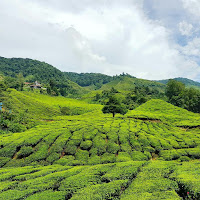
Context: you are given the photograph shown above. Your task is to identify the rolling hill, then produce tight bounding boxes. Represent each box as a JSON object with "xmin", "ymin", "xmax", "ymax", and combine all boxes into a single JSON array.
[
  {"xmin": 100, "ymin": 76, "xmax": 165, "ymax": 92},
  {"xmin": 127, "ymin": 99, "xmax": 200, "ymax": 126},
  {"xmin": 63, "ymin": 72, "xmax": 114, "ymax": 88},
  {"xmin": 157, "ymin": 77, "xmax": 200, "ymax": 89},
  {"xmin": 0, "ymin": 56, "xmax": 90, "ymax": 96},
  {"xmin": 1, "ymin": 56, "xmax": 200, "ymax": 199},
  {"xmin": 0, "ymin": 89, "xmax": 200, "ymax": 199},
  {"xmin": 0, "ymin": 57, "xmax": 66, "ymax": 83}
]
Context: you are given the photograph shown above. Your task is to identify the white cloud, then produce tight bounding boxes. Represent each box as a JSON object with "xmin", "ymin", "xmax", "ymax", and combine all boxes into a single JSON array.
[
  {"xmin": 179, "ymin": 21, "xmax": 193, "ymax": 36},
  {"xmin": 182, "ymin": 0, "xmax": 200, "ymax": 18},
  {"xmin": 179, "ymin": 37, "xmax": 200, "ymax": 56},
  {"xmin": 0, "ymin": 0, "xmax": 200, "ymax": 81}
]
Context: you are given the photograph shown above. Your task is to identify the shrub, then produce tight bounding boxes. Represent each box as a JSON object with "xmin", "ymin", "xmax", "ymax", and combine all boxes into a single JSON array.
[
  {"xmin": 60, "ymin": 107, "xmax": 71, "ymax": 115},
  {"xmin": 89, "ymin": 147, "xmax": 98, "ymax": 156},
  {"xmin": 179, "ymin": 156, "xmax": 190, "ymax": 162},
  {"xmin": 107, "ymin": 142, "xmax": 120, "ymax": 154},
  {"xmin": 88, "ymin": 155, "xmax": 101, "ymax": 165},
  {"xmin": 54, "ymin": 155, "xmax": 75, "ymax": 166},
  {"xmin": 130, "ymin": 139, "xmax": 142, "ymax": 151},
  {"xmin": 131, "ymin": 151, "xmax": 148, "ymax": 161},
  {"xmin": 101, "ymin": 153, "xmax": 116, "ymax": 164},
  {"xmin": 26, "ymin": 191, "xmax": 67, "ymax": 200},
  {"xmin": 120, "ymin": 144, "xmax": 132, "ymax": 154},
  {"xmin": 46, "ymin": 153, "xmax": 60, "ymax": 163},
  {"xmin": 186, "ymin": 148, "xmax": 200, "ymax": 159},
  {"xmin": 8, "ymin": 123, "xmax": 27, "ymax": 133},
  {"xmin": 75, "ymin": 150, "xmax": 89, "ymax": 164},
  {"xmin": 80, "ymin": 140, "xmax": 93, "ymax": 150},
  {"xmin": 159, "ymin": 150, "xmax": 179, "ymax": 161},
  {"xmin": 0, "ymin": 157, "xmax": 10, "ymax": 167},
  {"xmin": 18, "ymin": 146, "xmax": 33, "ymax": 158},
  {"xmin": 116, "ymin": 152, "xmax": 132, "ymax": 162},
  {"xmin": 65, "ymin": 145, "xmax": 77, "ymax": 155}
]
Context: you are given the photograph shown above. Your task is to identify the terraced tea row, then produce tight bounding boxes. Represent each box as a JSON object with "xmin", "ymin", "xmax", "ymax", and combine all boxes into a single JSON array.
[
  {"xmin": 0, "ymin": 161, "xmax": 144, "ymax": 200},
  {"xmin": 0, "ymin": 113, "xmax": 200, "ymax": 168},
  {"xmin": 0, "ymin": 161, "xmax": 199, "ymax": 199}
]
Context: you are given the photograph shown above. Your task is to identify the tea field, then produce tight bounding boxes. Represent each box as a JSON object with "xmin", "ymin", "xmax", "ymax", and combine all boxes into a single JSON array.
[{"xmin": 0, "ymin": 91, "xmax": 200, "ymax": 199}]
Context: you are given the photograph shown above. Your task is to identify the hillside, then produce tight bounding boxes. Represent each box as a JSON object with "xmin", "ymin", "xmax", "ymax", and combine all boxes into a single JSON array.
[
  {"xmin": 157, "ymin": 77, "xmax": 200, "ymax": 89},
  {"xmin": 0, "ymin": 57, "xmax": 90, "ymax": 96},
  {"xmin": 0, "ymin": 57, "xmax": 66, "ymax": 83},
  {"xmin": 100, "ymin": 76, "xmax": 165, "ymax": 93},
  {"xmin": 127, "ymin": 99, "xmax": 200, "ymax": 126},
  {"xmin": 2, "ymin": 89, "xmax": 101, "ymax": 120},
  {"xmin": 81, "ymin": 76, "xmax": 167, "ymax": 108},
  {"xmin": 64, "ymin": 72, "xmax": 113, "ymax": 88},
  {"xmin": 0, "ymin": 90, "xmax": 200, "ymax": 199}
]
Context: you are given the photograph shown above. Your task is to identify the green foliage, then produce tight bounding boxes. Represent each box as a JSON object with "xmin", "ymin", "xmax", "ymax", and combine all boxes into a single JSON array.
[
  {"xmin": 75, "ymin": 149, "xmax": 89, "ymax": 164},
  {"xmin": 17, "ymin": 146, "xmax": 33, "ymax": 158},
  {"xmin": 101, "ymin": 153, "xmax": 116, "ymax": 164},
  {"xmin": 131, "ymin": 151, "xmax": 148, "ymax": 161},
  {"xmin": 102, "ymin": 95, "xmax": 128, "ymax": 117},
  {"xmin": 166, "ymin": 79, "xmax": 185, "ymax": 100},
  {"xmin": 127, "ymin": 99, "xmax": 200, "ymax": 126},
  {"xmin": 0, "ymin": 78, "xmax": 200, "ymax": 199},
  {"xmin": 121, "ymin": 161, "xmax": 180, "ymax": 200},
  {"xmin": 64, "ymin": 72, "xmax": 113, "ymax": 88},
  {"xmin": 158, "ymin": 77, "xmax": 200, "ymax": 89},
  {"xmin": 0, "ymin": 57, "xmax": 90, "ymax": 96},
  {"xmin": 83, "ymin": 75, "xmax": 166, "ymax": 109},
  {"xmin": 80, "ymin": 140, "xmax": 93, "ymax": 150},
  {"xmin": 170, "ymin": 161, "xmax": 200, "ymax": 199},
  {"xmin": 26, "ymin": 191, "xmax": 67, "ymax": 200},
  {"xmin": 166, "ymin": 79, "xmax": 200, "ymax": 113},
  {"xmin": 0, "ymin": 110, "xmax": 27, "ymax": 134},
  {"xmin": 0, "ymin": 57, "xmax": 65, "ymax": 83}
]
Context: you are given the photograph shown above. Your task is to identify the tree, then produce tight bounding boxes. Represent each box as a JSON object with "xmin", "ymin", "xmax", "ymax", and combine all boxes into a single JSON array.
[
  {"xmin": 16, "ymin": 73, "xmax": 24, "ymax": 91},
  {"xmin": 47, "ymin": 86, "xmax": 51, "ymax": 95},
  {"xmin": 60, "ymin": 88, "xmax": 67, "ymax": 96},
  {"xmin": 102, "ymin": 96, "xmax": 128, "ymax": 117},
  {"xmin": 49, "ymin": 79, "xmax": 56, "ymax": 89},
  {"xmin": 166, "ymin": 80, "xmax": 185, "ymax": 100}
]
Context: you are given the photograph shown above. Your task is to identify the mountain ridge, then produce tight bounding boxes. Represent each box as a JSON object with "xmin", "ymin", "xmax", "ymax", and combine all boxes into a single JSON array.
[{"xmin": 156, "ymin": 77, "xmax": 200, "ymax": 88}]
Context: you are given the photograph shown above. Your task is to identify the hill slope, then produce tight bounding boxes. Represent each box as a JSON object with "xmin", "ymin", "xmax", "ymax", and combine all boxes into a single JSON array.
[
  {"xmin": 0, "ymin": 57, "xmax": 66, "ymax": 83},
  {"xmin": 64, "ymin": 72, "xmax": 113, "ymax": 88},
  {"xmin": 127, "ymin": 99, "xmax": 200, "ymax": 126},
  {"xmin": 3, "ymin": 89, "xmax": 101, "ymax": 120},
  {"xmin": 100, "ymin": 76, "xmax": 165, "ymax": 92},
  {"xmin": 0, "ymin": 57, "xmax": 90, "ymax": 96},
  {"xmin": 0, "ymin": 93, "xmax": 200, "ymax": 199},
  {"xmin": 157, "ymin": 77, "xmax": 200, "ymax": 89}
]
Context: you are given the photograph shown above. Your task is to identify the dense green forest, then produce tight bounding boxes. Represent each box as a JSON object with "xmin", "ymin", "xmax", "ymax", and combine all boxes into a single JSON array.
[
  {"xmin": 0, "ymin": 57, "xmax": 200, "ymax": 199},
  {"xmin": 64, "ymin": 72, "xmax": 114, "ymax": 88},
  {"xmin": 0, "ymin": 57, "xmax": 90, "ymax": 96},
  {"xmin": 157, "ymin": 77, "xmax": 200, "ymax": 89},
  {"xmin": 0, "ymin": 57, "xmax": 66, "ymax": 83},
  {"xmin": 166, "ymin": 79, "xmax": 200, "ymax": 113}
]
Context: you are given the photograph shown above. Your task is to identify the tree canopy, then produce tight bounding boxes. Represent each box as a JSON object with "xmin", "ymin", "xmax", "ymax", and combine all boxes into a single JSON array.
[
  {"xmin": 166, "ymin": 79, "xmax": 200, "ymax": 113},
  {"xmin": 102, "ymin": 95, "xmax": 128, "ymax": 117}
]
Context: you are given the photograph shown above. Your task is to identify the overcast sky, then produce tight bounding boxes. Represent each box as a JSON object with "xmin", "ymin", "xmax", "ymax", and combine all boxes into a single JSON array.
[{"xmin": 1, "ymin": 0, "xmax": 200, "ymax": 81}]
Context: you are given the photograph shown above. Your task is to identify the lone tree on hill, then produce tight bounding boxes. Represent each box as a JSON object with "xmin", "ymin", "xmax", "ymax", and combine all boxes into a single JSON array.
[{"xmin": 102, "ymin": 95, "xmax": 128, "ymax": 117}]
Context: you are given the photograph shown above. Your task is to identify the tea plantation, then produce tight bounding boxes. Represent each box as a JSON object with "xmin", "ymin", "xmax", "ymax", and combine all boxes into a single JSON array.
[{"xmin": 0, "ymin": 91, "xmax": 200, "ymax": 199}]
